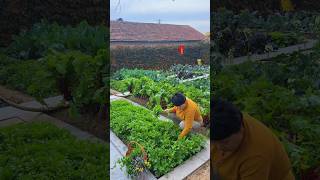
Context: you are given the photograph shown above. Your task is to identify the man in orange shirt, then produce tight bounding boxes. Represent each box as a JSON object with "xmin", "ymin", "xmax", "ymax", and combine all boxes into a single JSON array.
[
  {"xmin": 163, "ymin": 93, "xmax": 203, "ymax": 139},
  {"xmin": 211, "ymin": 98, "xmax": 295, "ymax": 180}
]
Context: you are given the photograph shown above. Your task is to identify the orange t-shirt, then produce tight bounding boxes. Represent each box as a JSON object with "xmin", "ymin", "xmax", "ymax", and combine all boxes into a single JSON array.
[
  {"xmin": 212, "ymin": 113, "xmax": 295, "ymax": 180},
  {"xmin": 169, "ymin": 98, "xmax": 202, "ymax": 138}
]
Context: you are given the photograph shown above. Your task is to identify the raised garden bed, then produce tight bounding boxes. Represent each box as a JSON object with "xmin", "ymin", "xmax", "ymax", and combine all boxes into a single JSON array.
[
  {"xmin": 0, "ymin": 122, "xmax": 108, "ymax": 179},
  {"xmin": 111, "ymin": 89, "xmax": 210, "ymax": 138},
  {"xmin": 110, "ymin": 67, "xmax": 210, "ymax": 127},
  {"xmin": 110, "ymin": 76, "xmax": 210, "ymax": 126},
  {"xmin": 110, "ymin": 98, "xmax": 209, "ymax": 179}
]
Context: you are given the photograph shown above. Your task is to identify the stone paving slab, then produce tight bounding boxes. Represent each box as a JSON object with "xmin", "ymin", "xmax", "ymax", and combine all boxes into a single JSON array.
[
  {"xmin": 0, "ymin": 98, "xmax": 105, "ymax": 144},
  {"xmin": 0, "ymin": 117, "xmax": 24, "ymax": 127},
  {"xmin": 110, "ymin": 141, "xmax": 131, "ymax": 180},
  {"xmin": 0, "ymin": 106, "xmax": 41, "ymax": 121},
  {"xmin": 110, "ymin": 96, "xmax": 210, "ymax": 179},
  {"xmin": 20, "ymin": 95, "xmax": 64, "ymax": 108},
  {"xmin": 111, "ymin": 131, "xmax": 128, "ymax": 156},
  {"xmin": 0, "ymin": 96, "xmax": 101, "ymax": 141},
  {"xmin": 0, "ymin": 95, "xmax": 64, "ymax": 122}
]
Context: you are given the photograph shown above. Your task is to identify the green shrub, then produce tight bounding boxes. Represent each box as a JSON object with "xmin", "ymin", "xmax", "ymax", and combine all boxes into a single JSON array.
[{"xmin": 0, "ymin": 122, "xmax": 109, "ymax": 179}]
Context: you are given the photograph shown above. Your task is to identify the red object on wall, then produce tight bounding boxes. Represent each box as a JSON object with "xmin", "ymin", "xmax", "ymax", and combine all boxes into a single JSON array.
[{"xmin": 178, "ymin": 44, "xmax": 185, "ymax": 55}]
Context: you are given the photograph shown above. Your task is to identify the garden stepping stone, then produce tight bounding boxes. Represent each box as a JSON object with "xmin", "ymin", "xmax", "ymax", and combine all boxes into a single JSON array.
[
  {"xmin": 0, "ymin": 106, "xmax": 41, "ymax": 121},
  {"xmin": 0, "ymin": 95, "xmax": 64, "ymax": 122}
]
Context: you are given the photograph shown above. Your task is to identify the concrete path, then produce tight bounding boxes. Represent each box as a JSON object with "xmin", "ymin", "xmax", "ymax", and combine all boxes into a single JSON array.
[
  {"xmin": 0, "ymin": 95, "xmax": 63, "ymax": 122},
  {"xmin": 179, "ymin": 74, "xmax": 209, "ymax": 83},
  {"xmin": 110, "ymin": 140, "xmax": 131, "ymax": 180},
  {"xmin": 228, "ymin": 39, "xmax": 318, "ymax": 65},
  {"xmin": 0, "ymin": 95, "xmax": 104, "ymax": 143}
]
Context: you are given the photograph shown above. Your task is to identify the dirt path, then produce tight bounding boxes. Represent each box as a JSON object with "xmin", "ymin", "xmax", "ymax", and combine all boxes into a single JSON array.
[
  {"xmin": 0, "ymin": 85, "xmax": 34, "ymax": 104},
  {"xmin": 185, "ymin": 161, "xmax": 210, "ymax": 180}
]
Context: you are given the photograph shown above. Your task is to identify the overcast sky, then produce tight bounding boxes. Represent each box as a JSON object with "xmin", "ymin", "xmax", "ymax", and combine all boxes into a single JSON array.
[{"xmin": 110, "ymin": 0, "xmax": 210, "ymax": 33}]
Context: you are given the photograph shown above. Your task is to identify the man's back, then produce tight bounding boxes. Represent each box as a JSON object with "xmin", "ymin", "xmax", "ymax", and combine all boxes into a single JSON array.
[{"xmin": 213, "ymin": 113, "xmax": 295, "ymax": 180}]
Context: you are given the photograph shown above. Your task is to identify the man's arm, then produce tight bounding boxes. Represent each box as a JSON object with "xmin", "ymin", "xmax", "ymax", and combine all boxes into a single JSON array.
[
  {"xmin": 164, "ymin": 106, "xmax": 176, "ymax": 113},
  {"xmin": 178, "ymin": 110, "xmax": 195, "ymax": 139},
  {"xmin": 239, "ymin": 156, "xmax": 270, "ymax": 180}
]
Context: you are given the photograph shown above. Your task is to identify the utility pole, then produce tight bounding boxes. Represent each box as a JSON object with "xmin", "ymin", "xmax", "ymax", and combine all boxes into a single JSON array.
[{"xmin": 158, "ymin": 19, "xmax": 161, "ymax": 24}]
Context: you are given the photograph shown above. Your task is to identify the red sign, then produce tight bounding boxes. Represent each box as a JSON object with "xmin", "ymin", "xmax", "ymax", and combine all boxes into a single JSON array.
[{"xmin": 178, "ymin": 45, "xmax": 185, "ymax": 55}]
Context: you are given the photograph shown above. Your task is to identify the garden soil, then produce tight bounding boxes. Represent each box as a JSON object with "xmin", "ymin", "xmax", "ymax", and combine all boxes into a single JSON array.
[{"xmin": 185, "ymin": 161, "xmax": 210, "ymax": 180}]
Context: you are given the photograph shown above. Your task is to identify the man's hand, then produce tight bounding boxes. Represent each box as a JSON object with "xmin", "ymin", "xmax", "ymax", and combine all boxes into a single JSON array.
[
  {"xmin": 199, "ymin": 119, "xmax": 204, "ymax": 127},
  {"xmin": 177, "ymin": 134, "xmax": 185, "ymax": 140},
  {"xmin": 163, "ymin": 109, "xmax": 170, "ymax": 114}
]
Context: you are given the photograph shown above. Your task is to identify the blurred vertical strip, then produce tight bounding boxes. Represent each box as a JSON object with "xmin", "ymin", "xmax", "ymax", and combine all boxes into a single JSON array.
[{"xmin": 0, "ymin": 0, "xmax": 109, "ymax": 47}]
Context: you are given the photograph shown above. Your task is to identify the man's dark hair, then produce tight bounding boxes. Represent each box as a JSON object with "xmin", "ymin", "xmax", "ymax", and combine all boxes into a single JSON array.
[
  {"xmin": 211, "ymin": 98, "xmax": 243, "ymax": 141},
  {"xmin": 171, "ymin": 92, "xmax": 186, "ymax": 106}
]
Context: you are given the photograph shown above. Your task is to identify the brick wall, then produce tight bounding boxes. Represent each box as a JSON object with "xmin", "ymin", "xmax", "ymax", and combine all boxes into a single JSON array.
[
  {"xmin": 111, "ymin": 42, "xmax": 210, "ymax": 71},
  {"xmin": 110, "ymin": 41, "xmax": 202, "ymax": 49}
]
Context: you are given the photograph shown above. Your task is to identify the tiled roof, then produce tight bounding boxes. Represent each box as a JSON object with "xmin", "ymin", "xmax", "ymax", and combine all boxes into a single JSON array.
[{"xmin": 111, "ymin": 20, "xmax": 205, "ymax": 42}]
